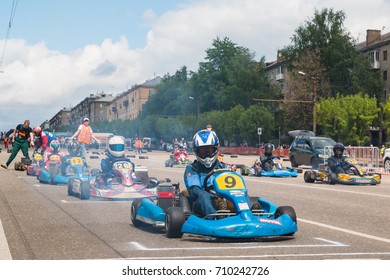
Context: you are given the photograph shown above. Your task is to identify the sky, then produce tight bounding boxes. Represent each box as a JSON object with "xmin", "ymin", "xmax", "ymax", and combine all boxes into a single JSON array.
[{"xmin": 0, "ymin": 0, "xmax": 389, "ymax": 131}]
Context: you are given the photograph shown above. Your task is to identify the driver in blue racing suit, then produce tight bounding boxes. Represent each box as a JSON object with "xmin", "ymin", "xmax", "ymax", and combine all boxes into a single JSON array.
[
  {"xmin": 184, "ymin": 129, "xmax": 228, "ymax": 218},
  {"xmin": 100, "ymin": 136, "xmax": 137, "ymax": 185}
]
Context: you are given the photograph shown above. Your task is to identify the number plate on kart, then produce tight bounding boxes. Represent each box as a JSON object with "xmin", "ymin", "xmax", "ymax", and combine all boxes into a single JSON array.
[
  {"xmin": 70, "ymin": 157, "xmax": 83, "ymax": 166},
  {"xmin": 113, "ymin": 161, "xmax": 133, "ymax": 170},
  {"xmin": 49, "ymin": 155, "xmax": 61, "ymax": 161},
  {"xmin": 215, "ymin": 173, "xmax": 245, "ymax": 190},
  {"xmin": 34, "ymin": 154, "xmax": 43, "ymax": 161}
]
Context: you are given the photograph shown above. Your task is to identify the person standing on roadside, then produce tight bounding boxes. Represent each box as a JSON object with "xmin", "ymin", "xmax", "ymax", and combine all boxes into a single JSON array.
[
  {"xmin": 1, "ymin": 120, "xmax": 34, "ymax": 169},
  {"xmin": 70, "ymin": 118, "xmax": 100, "ymax": 165}
]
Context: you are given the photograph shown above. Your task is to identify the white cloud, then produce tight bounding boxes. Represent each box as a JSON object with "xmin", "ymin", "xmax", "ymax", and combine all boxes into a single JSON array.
[{"xmin": 0, "ymin": 0, "xmax": 389, "ymax": 130}]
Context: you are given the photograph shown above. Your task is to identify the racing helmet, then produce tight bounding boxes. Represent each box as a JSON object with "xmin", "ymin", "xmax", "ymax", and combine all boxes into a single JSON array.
[
  {"xmin": 50, "ymin": 140, "xmax": 60, "ymax": 152},
  {"xmin": 108, "ymin": 136, "xmax": 125, "ymax": 158},
  {"xmin": 333, "ymin": 142, "xmax": 345, "ymax": 158},
  {"xmin": 192, "ymin": 129, "xmax": 219, "ymax": 168},
  {"xmin": 264, "ymin": 143, "xmax": 274, "ymax": 156},
  {"xmin": 68, "ymin": 141, "xmax": 80, "ymax": 156},
  {"xmin": 33, "ymin": 126, "xmax": 42, "ymax": 135}
]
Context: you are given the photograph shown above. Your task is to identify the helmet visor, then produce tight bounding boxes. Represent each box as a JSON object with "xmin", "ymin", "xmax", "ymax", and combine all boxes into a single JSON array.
[
  {"xmin": 196, "ymin": 146, "xmax": 217, "ymax": 159},
  {"xmin": 109, "ymin": 144, "xmax": 124, "ymax": 152}
]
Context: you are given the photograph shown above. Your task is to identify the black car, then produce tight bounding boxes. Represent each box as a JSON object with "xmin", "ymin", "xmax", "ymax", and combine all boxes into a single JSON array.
[{"xmin": 289, "ymin": 136, "xmax": 336, "ymax": 168}]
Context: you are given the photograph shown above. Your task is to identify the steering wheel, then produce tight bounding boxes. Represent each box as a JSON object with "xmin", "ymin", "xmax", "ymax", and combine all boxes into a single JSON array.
[{"xmin": 202, "ymin": 168, "xmax": 231, "ymax": 192}]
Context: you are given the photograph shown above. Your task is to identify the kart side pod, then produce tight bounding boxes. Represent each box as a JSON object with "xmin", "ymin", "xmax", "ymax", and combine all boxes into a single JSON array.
[{"xmin": 157, "ymin": 183, "xmax": 175, "ymax": 212}]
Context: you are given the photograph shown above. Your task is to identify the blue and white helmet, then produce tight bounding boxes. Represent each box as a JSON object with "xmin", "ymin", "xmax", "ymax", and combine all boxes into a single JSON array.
[{"xmin": 192, "ymin": 129, "xmax": 220, "ymax": 168}]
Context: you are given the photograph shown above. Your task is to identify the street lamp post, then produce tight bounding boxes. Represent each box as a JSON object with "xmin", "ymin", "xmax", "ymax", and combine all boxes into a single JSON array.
[
  {"xmin": 298, "ymin": 71, "xmax": 318, "ymax": 135},
  {"xmin": 189, "ymin": 96, "xmax": 200, "ymax": 117}
]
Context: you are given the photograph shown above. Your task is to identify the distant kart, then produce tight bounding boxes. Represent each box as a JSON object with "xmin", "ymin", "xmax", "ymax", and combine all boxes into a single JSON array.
[
  {"xmin": 27, "ymin": 151, "xmax": 44, "ymax": 176},
  {"xmin": 241, "ymin": 158, "xmax": 299, "ymax": 177},
  {"xmin": 164, "ymin": 152, "xmax": 190, "ymax": 168},
  {"xmin": 68, "ymin": 160, "xmax": 157, "ymax": 200},
  {"xmin": 131, "ymin": 169, "xmax": 298, "ymax": 239},
  {"xmin": 38, "ymin": 154, "xmax": 88, "ymax": 185},
  {"xmin": 303, "ymin": 158, "xmax": 381, "ymax": 185}
]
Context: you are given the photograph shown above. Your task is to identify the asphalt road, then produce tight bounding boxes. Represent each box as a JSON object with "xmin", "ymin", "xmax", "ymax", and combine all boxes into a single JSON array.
[{"xmin": 0, "ymin": 148, "xmax": 389, "ymax": 260}]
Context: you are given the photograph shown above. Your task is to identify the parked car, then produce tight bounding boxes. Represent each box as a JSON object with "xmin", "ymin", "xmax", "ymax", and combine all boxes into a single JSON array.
[
  {"xmin": 289, "ymin": 136, "xmax": 336, "ymax": 168},
  {"xmin": 383, "ymin": 148, "xmax": 390, "ymax": 172}
]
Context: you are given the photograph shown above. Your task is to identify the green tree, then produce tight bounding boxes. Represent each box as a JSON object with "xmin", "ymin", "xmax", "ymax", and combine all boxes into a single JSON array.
[
  {"xmin": 316, "ymin": 93, "xmax": 379, "ymax": 145},
  {"xmin": 283, "ymin": 8, "xmax": 382, "ymax": 99}
]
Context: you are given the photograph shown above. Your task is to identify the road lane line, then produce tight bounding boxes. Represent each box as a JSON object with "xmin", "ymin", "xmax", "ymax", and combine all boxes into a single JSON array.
[
  {"xmin": 127, "ymin": 238, "xmax": 347, "ymax": 251},
  {"xmin": 298, "ymin": 218, "xmax": 390, "ymax": 243},
  {"xmin": 0, "ymin": 219, "xmax": 12, "ymax": 260},
  {"xmin": 122, "ymin": 251, "xmax": 390, "ymax": 260}
]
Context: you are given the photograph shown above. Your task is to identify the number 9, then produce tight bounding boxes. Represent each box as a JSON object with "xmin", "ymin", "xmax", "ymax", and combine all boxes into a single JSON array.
[{"xmin": 224, "ymin": 176, "xmax": 236, "ymax": 188}]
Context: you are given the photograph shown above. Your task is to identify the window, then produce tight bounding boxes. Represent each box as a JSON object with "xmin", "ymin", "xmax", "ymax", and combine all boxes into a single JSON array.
[
  {"xmin": 384, "ymin": 70, "xmax": 388, "ymax": 81},
  {"xmin": 384, "ymin": 50, "xmax": 388, "ymax": 61}
]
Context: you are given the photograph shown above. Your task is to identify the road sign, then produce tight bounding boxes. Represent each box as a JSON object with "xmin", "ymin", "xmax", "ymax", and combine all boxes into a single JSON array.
[{"xmin": 257, "ymin": 128, "xmax": 262, "ymax": 135}]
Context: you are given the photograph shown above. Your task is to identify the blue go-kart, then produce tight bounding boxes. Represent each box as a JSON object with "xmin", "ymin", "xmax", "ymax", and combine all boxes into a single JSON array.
[
  {"xmin": 130, "ymin": 169, "xmax": 298, "ymax": 238},
  {"xmin": 241, "ymin": 158, "xmax": 299, "ymax": 177},
  {"xmin": 38, "ymin": 154, "xmax": 89, "ymax": 185}
]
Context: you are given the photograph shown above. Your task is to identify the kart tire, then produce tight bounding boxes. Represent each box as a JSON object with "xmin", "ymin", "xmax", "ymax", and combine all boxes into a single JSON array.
[
  {"xmin": 384, "ymin": 159, "xmax": 390, "ymax": 172},
  {"xmin": 304, "ymin": 171, "xmax": 315, "ymax": 183},
  {"xmin": 290, "ymin": 156, "xmax": 298, "ymax": 168},
  {"xmin": 130, "ymin": 199, "xmax": 143, "ymax": 227},
  {"xmin": 68, "ymin": 179, "xmax": 76, "ymax": 196},
  {"xmin": 80, "ymin": 181, "xmax": 90, "ymax": 200},
  {"xmin": 165, "ymin": 207, "xmax": 184, "ymax": 238},
  {"xmin": 327, "ymin": 173, "xmax": 336, "ymax": 185},
  {"xmin": 275, "ymin": 206, "xmax": 297, "ymax": 234},
  {"xmin": 165, "ymin": 160, "xmax": 169, "ymax": 167}
]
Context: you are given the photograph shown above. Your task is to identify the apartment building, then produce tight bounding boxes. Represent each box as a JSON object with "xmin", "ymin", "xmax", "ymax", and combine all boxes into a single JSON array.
[{"xmin": 107, "ymin": 76, "xmax": 161, "ymax": 121}]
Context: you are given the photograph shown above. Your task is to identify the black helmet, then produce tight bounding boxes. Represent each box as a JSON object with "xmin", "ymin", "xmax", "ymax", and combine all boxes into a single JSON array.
[
  {"xmin": 68, "ymin": 142, "xmax": 80, "ymax": 156},
  {"xmin": 333, "ymin": 142, "xmax": 344, "ymax": 158},
  {"xmin": 264, "ymin": 143, "xmax": 274, "ymax": 156}
]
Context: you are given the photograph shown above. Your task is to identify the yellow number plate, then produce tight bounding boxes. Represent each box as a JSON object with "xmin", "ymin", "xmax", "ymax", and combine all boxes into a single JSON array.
[
  {"xmin": 70, "ymin": 157, "xmax": 83, "ymax": 166},
  {"xmin": 49, "ymin": 155, "xmax": 61, "ymax": 161},
  {"xmin": 215, "ymin": 173, "xmax": 245, "ymax": 190},
  {"xmin": 113, "ymin": 162, "xmax": 132, "ymax": 170}
]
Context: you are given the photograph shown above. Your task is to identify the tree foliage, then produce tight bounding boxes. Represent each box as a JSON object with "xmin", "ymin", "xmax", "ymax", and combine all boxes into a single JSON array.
[{"xmin": 316, "ymin": 93, "xmax": 379, "ymax": 145}]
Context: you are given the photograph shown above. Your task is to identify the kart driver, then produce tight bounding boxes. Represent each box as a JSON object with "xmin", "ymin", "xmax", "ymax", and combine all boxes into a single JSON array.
[
  {"xmin": 327, "ymin": 143, "xmax": 349, "ymax": 174},
  {"xmin": 259, "ymin": 143, "xmax": 275, "ymax": 172},
  {"xmin": 100, "ymin": 136, "xmax": 137, "ymax": 184},
  {"xmin": 43, "ymin": 140, "xmax": 65, "ymax": 166},
  {"xmin": 184, "ymin": 129, "xmax": 227, "ymax": 218}
]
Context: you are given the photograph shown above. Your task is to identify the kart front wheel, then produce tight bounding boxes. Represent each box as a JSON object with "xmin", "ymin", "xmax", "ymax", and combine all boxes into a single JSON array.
[
  {"xmin": 130, "ymin": 199, "xmax": 143, "ymax": 227},
  {"xmin": 275, "ymin": 206, "xmax": 297, "ymax": 224},
  {"xmin": 68, "ymin": 179, "xmax": 75, "ymax": 196},
  {"xmin": 165, "ymin": 207, "xmax": 184, "ymax": 238}
]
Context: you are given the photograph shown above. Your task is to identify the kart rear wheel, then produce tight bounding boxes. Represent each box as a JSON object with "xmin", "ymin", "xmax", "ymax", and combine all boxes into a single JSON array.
[
  {"xmin": 165, "ymin": 207, "xmax": 184, "ymax": 238},
  {"xmin": 131, "ymin": 199, "xmax": 143, "ymax": 227},
  {"xmin": 304, "ymin": 171, "xmax": 315, "ymax": 183},
  {"xmin": 80, "ymin": 181, "xmax": 90, "ymax": 200},
  {"xmin": 326, "ymin": 173, "xmax": 336, "ymax": 185}
]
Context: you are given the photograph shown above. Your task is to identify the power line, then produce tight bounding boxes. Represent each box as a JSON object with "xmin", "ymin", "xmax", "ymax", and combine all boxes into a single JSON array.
[{"xmin": 0, "ymin": 0, "xmax": 19, "ymax": 70}]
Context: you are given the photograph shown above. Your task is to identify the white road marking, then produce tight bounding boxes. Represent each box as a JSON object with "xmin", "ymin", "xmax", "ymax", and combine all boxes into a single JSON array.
[
  {"xmin": 122, "ymin": 251, "xmax": 390, "ymax": 260},
  {"xmin": 0, "ymin": 219, "xmax": 12, "ymax": 260},
  {"xmin": 127, "ymin": 237, "xmax": 347, "ymax": 251},
  {"xmin": 299, "ymin": 218, "xmax": 390, "ymax": 243}
]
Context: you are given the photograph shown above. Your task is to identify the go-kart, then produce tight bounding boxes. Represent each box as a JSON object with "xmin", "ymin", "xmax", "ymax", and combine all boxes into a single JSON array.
[
  {"xmin": 303, "ymin": 158, "xmax": 381, "ymax": 185},
  {"xmin": 241, "ymin": 158, "xmax": 298, "ymax": 177},
  {"xmin": 67, "ymin": 160, "xmax": 157, "ymax": 200},
  {"xmin": 131, "ymin": 169, "xmax": 298, "ymax": 238},
  {"xmin": 38, "ymin": 153, "xmax": 88, "ymax": 185},
  {"xmin": 164, "ymin": 150, "xmax": 190, "ymax": 168},
  {"xmin": 27, "ymin": 151, "xmax": 44, "ymax": 176}
]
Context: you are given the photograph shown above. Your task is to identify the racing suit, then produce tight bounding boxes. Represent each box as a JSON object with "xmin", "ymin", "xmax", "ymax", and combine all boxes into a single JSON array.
[
  {"xmin": 184, "ymin": 160, "xmax": 227, "ymax": 217},
  {"xmin": 259, "ymin": 154, "xmax": 275, "ymax": 172},
  {"xmin": 327, "ymin": 156, "xmax": 349, "ymax": 174}
]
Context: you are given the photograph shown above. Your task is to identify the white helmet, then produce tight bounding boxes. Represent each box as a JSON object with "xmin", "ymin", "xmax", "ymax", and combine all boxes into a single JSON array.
[
  {"xmin": 192, "ymin": 129, "xmax": 220, "ymax": 168},
  {"xmin": 108, "ymin": 136, "xmax": 125, "ymax": 158}
]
